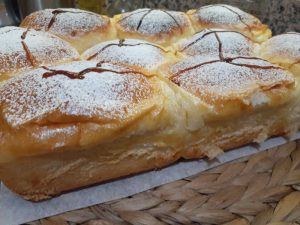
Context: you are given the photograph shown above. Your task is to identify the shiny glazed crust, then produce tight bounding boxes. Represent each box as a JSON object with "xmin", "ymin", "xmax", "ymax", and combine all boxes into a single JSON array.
[{"xmin": 0, "ymin": 5, "xmax": 299, "ymax": 201}]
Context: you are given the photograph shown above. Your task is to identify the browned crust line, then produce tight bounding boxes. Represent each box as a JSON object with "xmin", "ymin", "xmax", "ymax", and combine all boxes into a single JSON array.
[
  {"xmin": 161, "ymin": 10, "xmax": 183, "ymax": 32},
  {"xmin": 180, "ymin": 30, "xmax": 252, "ymax": 52},
  {"xmin": 119, "ymin": 9, "xmax": 183, "ymax": 33},
  {"xmin": 214, "ymin": 31, "xmax": 224, "ymax": 60},
  {"xmin": 20, "ymin": 29, "xmax": 36, "ymax": 67},
  {"xmin": 136, "ymin": 9, "xmax": 153, "ymax": 31},
  {"xmin": 195, "ymin": 4, "xmax": 252, "ymax": 32},
  {"xmin": 87, "ymin": 39, "xmax": 168, "ymax": 60},
  {"xmin": 119, "ymin": 9, "xmax": 150, "ymax": 23},
  {"xmin": 41, "ymin": 66, "xmax": 148, "ymax": 80},
  {"xmin": 170, "ymin": 59, "xmax": 220, "ymax": 80},
  {"xmin": 46, "ymin": 9, "xmax": 97, "ymax": 31},
  {"xmin": 220, "ymin": 5, "xmax": 252, "ymax": 32},
  {"xmin": 171, "ymin": 57, "xmax": 282, "ymax": 79}
]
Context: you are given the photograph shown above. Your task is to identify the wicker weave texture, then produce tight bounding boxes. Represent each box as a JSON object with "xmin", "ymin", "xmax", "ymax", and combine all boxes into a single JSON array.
[{"xmin": 29, "ymin": 141, "xmax": 300, "ymax": 225}]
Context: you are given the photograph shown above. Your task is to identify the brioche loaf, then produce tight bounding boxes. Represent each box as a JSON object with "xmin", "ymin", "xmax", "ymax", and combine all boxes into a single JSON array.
[{"xmin": 0, "ymin": 5, "xmax": 299, "ymax": 201}]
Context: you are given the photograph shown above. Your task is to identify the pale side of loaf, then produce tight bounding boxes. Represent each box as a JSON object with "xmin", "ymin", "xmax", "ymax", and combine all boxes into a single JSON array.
[{"xmin": 0, "ymin": 4, "xmax": 299, "ymax": 201}]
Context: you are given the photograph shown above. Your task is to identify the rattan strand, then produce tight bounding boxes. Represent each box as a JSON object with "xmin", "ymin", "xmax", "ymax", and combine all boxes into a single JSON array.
[{"xmin": 28, "ymin": 141, "xmax": 300, "ymax": 225}]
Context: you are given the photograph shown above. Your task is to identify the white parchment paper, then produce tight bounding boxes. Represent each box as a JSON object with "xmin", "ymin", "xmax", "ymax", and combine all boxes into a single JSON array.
[{"xmin": 1, "ymin": 132, "xmax": 300, "ymax": 225}]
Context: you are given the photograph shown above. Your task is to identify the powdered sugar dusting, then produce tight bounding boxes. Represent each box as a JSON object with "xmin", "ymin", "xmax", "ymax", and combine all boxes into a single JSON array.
[
  {"xmin": 21, "ymin": 8, "xmax": 109, "ymax": 38},
  {"xmin": 261, "ymin": 32, "xmax": 300, "ymax": 62},
  {"xmin": 82, "ymin": 39, "xmax": 168, "ymax": 71},
  {"xmin": 0, "ymin": 26, "xmax": 79, "ymax": 76},
  {"xmin": 118, "ymin": 9, "xmax": 188, "ymax": 36},
  {"xmin": 192, "ymin": 4, "xmax": 258, "ymax": 28},
  {"xmin": 0, "ymin": 61, "xmax": 153, "ymax": 128},
  {"xmin": 170, "ymin": 56, "xmax": 294, "ymax": 103},
  {"xmin": 176, "ymin": 29, "xmax": 255, "ymax": 58}
]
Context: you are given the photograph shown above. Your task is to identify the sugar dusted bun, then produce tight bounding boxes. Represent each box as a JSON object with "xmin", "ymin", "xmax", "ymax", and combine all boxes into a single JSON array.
[
  {"xmin": 0, "ymin": 60, "xmax": 186, "ymax": 200},
  {"xmin": 259, "ymin": 32, "xmax": 300, "ymax": 76},
  {"xmin": 82, "ymin": 38, "xmax": 176, "ymax": 73},
  {"xmin": 0, "ymin": 61, "xmax": 167, "ymax": 157},
  {"xmin": 114, "ymin": 9, "xmax": 194, "ymax": 46},
  {"xmin": 0, "ymin": 26, "xmax": 79, "ymax": 82},
  {"xmin": 187, "ymin": 4, "xmax": 271, "ymax": 42},
  {"xmin": 166, "ymin": 56, "xmax": 294, "ymax": 118},
  {"xmin": 162, "ymin": 55, "xmax": 296, "ymax": 158},
  {"xmin": 174, "ymin": 28, "xmax": 257, "ymax": 58},
  {"xmin": 20, "ymin": 8, "xmax": 116, "ymax": 53}
]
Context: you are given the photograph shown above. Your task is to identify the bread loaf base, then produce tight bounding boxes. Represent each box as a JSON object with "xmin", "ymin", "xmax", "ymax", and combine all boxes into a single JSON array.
[{"xmin": 0, "ymin": 111, "xmax": 288, "ymax": 201}]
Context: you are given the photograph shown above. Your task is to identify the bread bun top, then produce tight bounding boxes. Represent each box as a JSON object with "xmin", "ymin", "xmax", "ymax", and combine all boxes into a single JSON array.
[
  {"xmin": 174, "ymin": 28, "xmax": 256, "ymax": 58},
  {"xmin": 114, "ymin": 9, "xmax": 194, "ymax": 46},
  {"xmin": 0, "ymin": 60, "xmax": 160, "ymax": 128},
  {"xmin": 82, "ymin": 38, "xmax": 174, "ymax": 72},
  {"xmin": 259, "ymin": 32, "xmax": 300, "ymax": 66},
  {"xmin": 20, "ymin": 8, "xmax": 110, "ymax": 38},
  {"xmin": 0, "ymin": 26, "xmax": 79, "ymax": 82},
  {"xmin": 167, "ymin": 56, "xmax": 294, "ymax": 115},
  {"xmin": 20, "ymin": 8, "xmax": 116, "ymax": 53},
  {"xmin": 187, "ymin": 4, "xmax": 271, "ymax": 42}
]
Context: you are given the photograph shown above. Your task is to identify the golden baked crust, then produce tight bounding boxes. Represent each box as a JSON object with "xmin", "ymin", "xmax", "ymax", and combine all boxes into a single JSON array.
[
  {"xmin": 114, "ymin": 9, "xmax": 194, "ymax": 46},
  {"xmin": 259, "ymin": 32, "xmax": 300, "ymax": 76},
  {"xmin": 0, "ymin": 89, "xmax": 293, "ymax": 201},
  {"xmin": 1, "ymin": 4, "xmax": 300, "ymax": 201},
  {"xmin": 20, "ymin": 8, "xmax": 117, "ymax": 53},
  {"xmin": 174, "ymin": 28, "xmax": 258, "ymax": 58},
  {"xmin": 82, "ymin": 38, "xmax": 177, "ymax": 73},
  {"xmin": 166, "ymin": 56, "xmax": 295, "ymax": 119},
  {"xmin": 0, "ymin": 26, "xmax": 79, "ymax": 82},
  {"xmin": 187, "ymin": 4, "xmax": 271, "ymax": 42},
  {"xmin": 0, "ymin": 61, "xmax": 177, "ymax": 162},
  {"xmin": 0, "ymin": 117, "xmax": 282, "ymax": 201}
]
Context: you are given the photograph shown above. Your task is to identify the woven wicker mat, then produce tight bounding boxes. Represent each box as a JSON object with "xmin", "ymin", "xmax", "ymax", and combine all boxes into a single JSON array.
[{"xmin": 28, "ymin": 141, "xmax": 300, "ymax": 225}]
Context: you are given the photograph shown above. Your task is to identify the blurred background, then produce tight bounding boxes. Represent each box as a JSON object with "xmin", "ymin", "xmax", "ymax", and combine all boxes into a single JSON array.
[{"xmin": 1, "ymin": 0, "xmax": 299, "ymax": 34}]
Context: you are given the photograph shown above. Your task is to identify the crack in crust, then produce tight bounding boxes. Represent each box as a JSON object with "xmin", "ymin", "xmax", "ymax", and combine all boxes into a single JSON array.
[
  {"xmin": 46, "ymin": 9, "xmax": 96, "ymax": 31},
  {"xmin": 196, "ymin": 4, "xmax": 252, "ymax": 32},
  {"xmin": 87, "ymin": 39, "xmax": 168, "ymax": 60},
  {"xmin": 119, "ymin": 9, "xmax": 183, "ymax": 32},
  {"xmin": 136, "ymin": 9, "xmax": 153, "ymax": 31},
  {"xmin": 214, "ymin": 32, "xmax": 224, "ymax": 60},
  {"xmin": 170, "ymin": 57, "xmax": 282, "ymax": 80},
  {"xmin": 20, "ymin": 29, "xmax": 36, "ymax": 67},
  {"xmin": 41, "ymin": 65, "xmax": 147, "ymax": 80},
  {"xmin": 161, "ymin": 10, "xmax": 182, "ymax": 32},
  {"xmin": 219, "ymin": 5, "xmax": 252, "ymax": 32},
  {"xmin": 179, "ymin": 30, "xmax": 252, "ymax": 52},
  {"xmin": 119, "ymin": 9, "xmax": 150, "ymax": 23}
]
